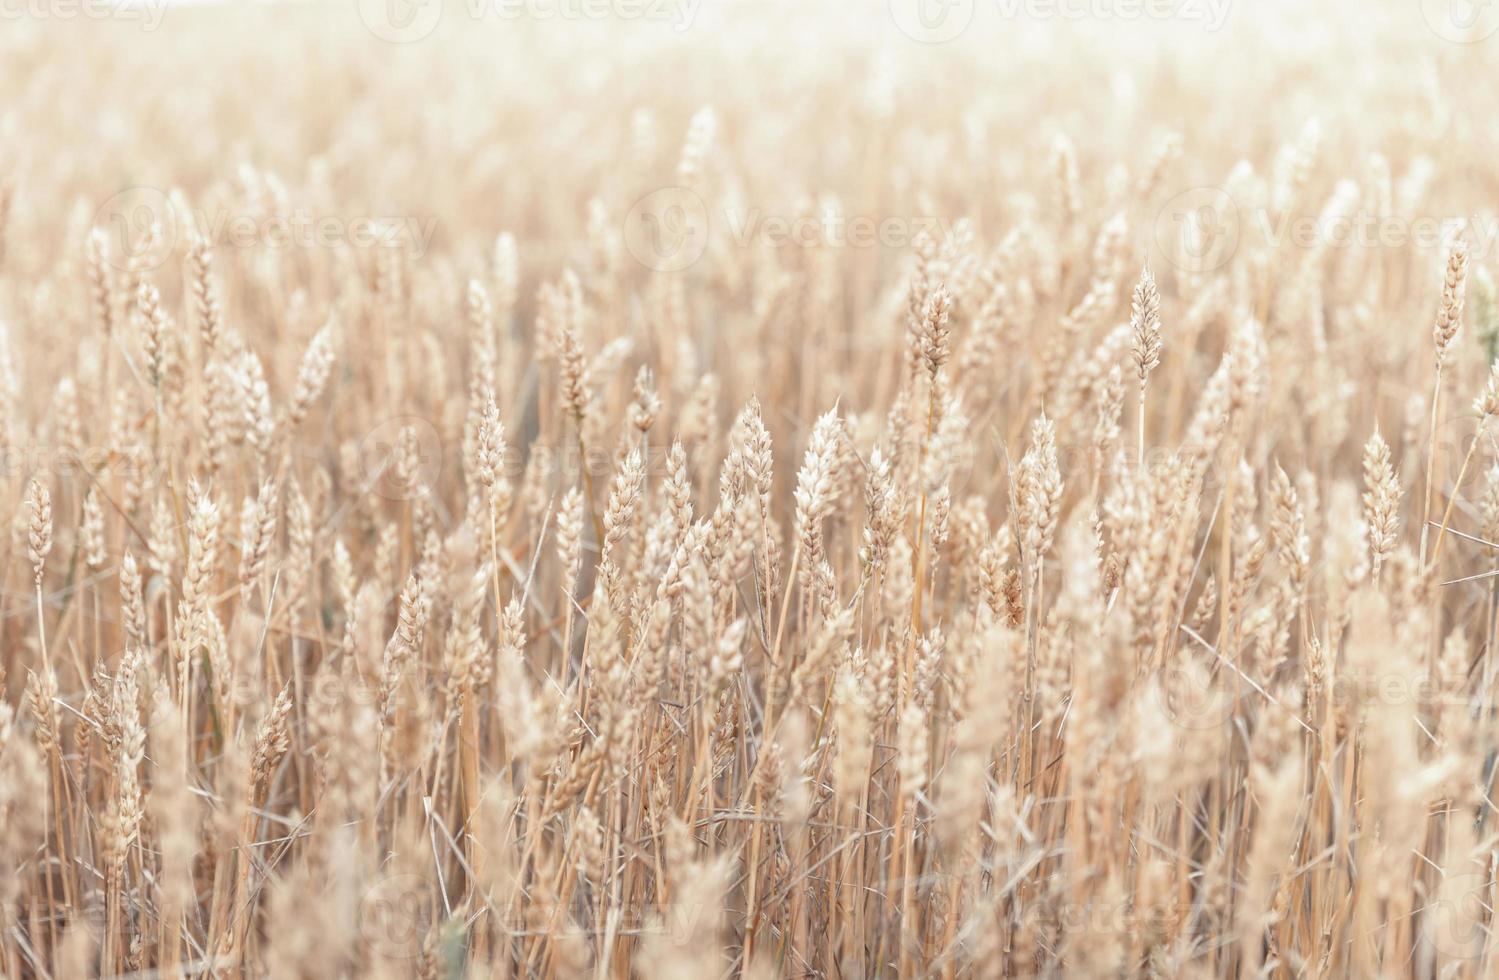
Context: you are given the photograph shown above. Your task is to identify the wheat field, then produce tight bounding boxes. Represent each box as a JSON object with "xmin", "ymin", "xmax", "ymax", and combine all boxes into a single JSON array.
[{"xmin": 4, "ymin": 0, "xmax": 1499, "ymax": 976}]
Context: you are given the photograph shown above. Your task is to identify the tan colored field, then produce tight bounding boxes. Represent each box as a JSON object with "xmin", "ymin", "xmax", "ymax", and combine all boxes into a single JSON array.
[{"xmin": 2, "ymin": 0, "xmax": 1499, "ymax": 976}]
